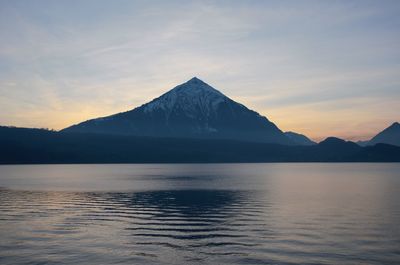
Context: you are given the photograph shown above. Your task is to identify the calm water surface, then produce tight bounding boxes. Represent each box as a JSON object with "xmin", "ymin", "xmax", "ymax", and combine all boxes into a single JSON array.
[{"xmin": 0, "ymin": 163, "xmax": 399, "ymax": 265}]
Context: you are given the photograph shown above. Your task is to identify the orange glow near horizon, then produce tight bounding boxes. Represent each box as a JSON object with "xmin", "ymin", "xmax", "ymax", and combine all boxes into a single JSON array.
[{"xmin": 2, "ymin": 88, "xmax": 397, "ymax": 143}]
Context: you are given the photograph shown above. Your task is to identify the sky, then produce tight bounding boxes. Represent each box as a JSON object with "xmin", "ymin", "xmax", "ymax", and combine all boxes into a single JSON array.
[{"xmin": 0, "ymin": 0, "xmax": 399, "ymax": 141}]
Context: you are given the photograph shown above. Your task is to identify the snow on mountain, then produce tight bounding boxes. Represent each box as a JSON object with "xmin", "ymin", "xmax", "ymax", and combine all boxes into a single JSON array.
[
  {"xmin": 142, "ymin": 77, "xmax": 227, "ymax": 128},
  {"xmin": 144, "ymin": 77, "xmax": 225, "ymax": 113}
]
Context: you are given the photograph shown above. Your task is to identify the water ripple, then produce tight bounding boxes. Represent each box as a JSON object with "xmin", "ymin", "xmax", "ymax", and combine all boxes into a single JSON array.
[{"xmin": 1, "ymin": 163, "xmax": 400, "ymax": 265}]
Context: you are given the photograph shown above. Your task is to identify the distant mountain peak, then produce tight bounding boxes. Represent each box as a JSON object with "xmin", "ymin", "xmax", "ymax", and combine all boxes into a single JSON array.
[
  {"xmin": 367, "ymin": 121, "xmax": 400, "ymax": 146},
  {"xmin": 319, "ymin": 137, "xmax": 360, "ymax": 150},
  {"xmin": 284, "ymin": 131, "xmax": 316, "ymax": 145},
  {"xmin": 170, "ymin": 77, "xmax": 224, "ymax": 96},
  {"xmin": 320, "ymin": 137, "xmax": 346, "ymax": 144},
  {"xmin": 188, "ymin": 76, "xmax": 203, "ymax": 83},
  {"xmin": 62, "ymin": 78, "xmax": 292, "ymax": 144}
]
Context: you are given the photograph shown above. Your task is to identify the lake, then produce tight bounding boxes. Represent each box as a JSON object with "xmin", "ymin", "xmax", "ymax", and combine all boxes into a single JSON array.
[{"xmin": 0, "ymin": 163, "xmax": 399, "ymax": 265}]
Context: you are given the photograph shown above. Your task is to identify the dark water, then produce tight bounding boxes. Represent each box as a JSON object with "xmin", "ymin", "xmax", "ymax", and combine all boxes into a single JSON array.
[{"xmin": 0, "ymin": 163, "xmax": 399, "ymax": 265}]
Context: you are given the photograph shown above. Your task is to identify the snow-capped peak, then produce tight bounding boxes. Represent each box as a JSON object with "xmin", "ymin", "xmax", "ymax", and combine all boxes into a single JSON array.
[{"xmin": 143, "ymin": 77, "xmax": 227, "ymax": 116}]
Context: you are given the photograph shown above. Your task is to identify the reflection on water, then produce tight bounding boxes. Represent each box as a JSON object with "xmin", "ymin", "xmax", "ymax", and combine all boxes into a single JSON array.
[{"xmin": 0, "ymin": 163, "xmax": 400, "ymax": 265}]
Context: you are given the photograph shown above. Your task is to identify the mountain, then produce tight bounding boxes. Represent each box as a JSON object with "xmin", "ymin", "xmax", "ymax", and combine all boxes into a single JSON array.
[
  {"xmin": 1, "ymin": 126, "xmax": 399, "ymax": 163},
  {"xmin": 368, "ymin": 122, "xmax": 400, "ymax": 146},
  {"xmin": 314, "ymin": 137, "xmax": 361, "ymax": 160},
  {"xmin": 62, "ymin": 77, "xmax": 292, "ymax": 145},
  {"xmin": 284, "ymin": 131, "xmax": 316, "ymax": 145}
]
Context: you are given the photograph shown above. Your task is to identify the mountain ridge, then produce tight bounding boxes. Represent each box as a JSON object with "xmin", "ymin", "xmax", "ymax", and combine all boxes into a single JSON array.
[
  {"xmin": 284, "ymin": 131, "xmax": 316, "ymax": 145},
  {"xmin": 357, "ymin": 122, "xmax": 400, "ymax": 147}
]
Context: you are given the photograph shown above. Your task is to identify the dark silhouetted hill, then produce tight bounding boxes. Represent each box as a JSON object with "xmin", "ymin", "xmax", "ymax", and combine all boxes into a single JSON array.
[{"xmin": 1, "ymin": 126, "xmax": 399, "ymax": 164}]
